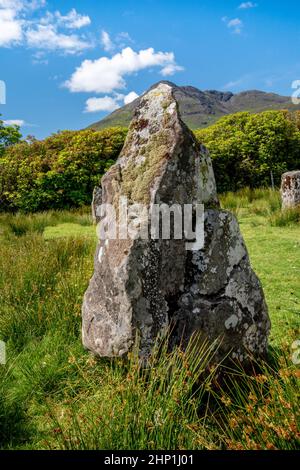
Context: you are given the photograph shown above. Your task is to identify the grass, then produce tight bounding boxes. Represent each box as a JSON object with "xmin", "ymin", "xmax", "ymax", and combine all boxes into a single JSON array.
[
  {"xmin": 44, "ymin": 223, "xmax": 95, "ymax": 240},
  {"xmin": 0, "ymin": 190, "xmax": 299, "ymax": 450},
  {"xmin": 0, "ymin": 209, "xmax": 92, "ymax": 239},
  {"xmin": 220, "ymin": 188, "xmax": 300, "ymax": 346}
]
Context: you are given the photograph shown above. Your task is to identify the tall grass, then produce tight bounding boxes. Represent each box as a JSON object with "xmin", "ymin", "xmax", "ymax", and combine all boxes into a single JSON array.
[
  {"xmin": 0, "ymin": 215, "xmax": 95, "ymax": 448},
  {"xmin": 269, "ymin": 206, "xmax": 300, "ymax": 227},
  {"xmin": 220, "ymin": 188, "xmax": 300, "ymax": 227},
  {"xmin": 39, "ymin": 340, "xmax": 300, "ymax": 451},
  {"xmin": 45, "ymin": 336, "xmax": 220, "ymax": 450},
  {"xmin": 0, "ymin": 208, "xmax": 92, "ymax": 239},
  {"xmin": 220, "ymin": 187, "xmax": 280, "ymax": 216},
  {"xmin": 0, "ymin": 203, "xmax": 299, "ymax": 450},
  {"xmin": 211, "ymin": 347, "xmax": 300, "ymax": 450},
  {"xmin": 0, "ymin": 234, "xmax": 93, "ymax": 351}
]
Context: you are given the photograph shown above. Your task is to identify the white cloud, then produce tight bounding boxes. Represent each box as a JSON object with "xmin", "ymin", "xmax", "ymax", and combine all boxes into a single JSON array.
[
  {"xmin": 26, "ymin": 7, "xmax": 93, "ymax": 54},
  {"xmin": 238, "ymin": 2, "xmax": 257, "ymax": 9},
  {"xmin": 41, "ymin": 8, "xmax": 91, "ymax": 30},
  {"xmin": 0, "ymin": 0, "xmax": 36, "ymax": 47},
  {"xmin": 85, "ymin": 90, "xmax": 140, "ymax": 113},
  {"xmin": 65, "ymin": 47, "xmax": 183, "ymax": 94},
  {"xmin": 26, "ymin": 24, "xmax": 92, "ymax": 54},
  {"xmin": 3, "ymin": 119, "xmax": 25, "ymax": 126},
  {"xmin": 0, "ymin": 8, "xmax": 23, "ymax": 46},
  {"xmin": 101, "ymin": 30, "xmax": 114, "ymax": 52},
  {"xmin": 0, "ymin": 0, "xmax": 45, "ymax": 13},
  {"xmin": 229, "ymin": 18, "xmax": 243, "ymax": 34},
  {"xmin": 100, "ymin": 30, "xmax": 134, "ymax": 53},
  {"xmin": 115, "ymin": 31, "xmax": 133, "ymax": 48},
  {"xmin": 24, "ymin": 1, "xmax": 46, "ymax": 10},
  {"xmin": 54, "ymin": 8, "xmax": 91, "ymax": 29},
  {"xmin": 117, "ymin": 32, "xmax": 132, "ymax": 42},
  {"xmin": 124, "ymin": 91, "xmax": 139, "ymax": 105},
  {"xmin": 223, "ymin": 17, "xmax": 244, "ymax": 34},
  {"xmin": 222, "ymin": 73, "xmax": 257, "ymax": 90},
  {"xmin": 161, "ymin": 63, "xmax": 184, "ymax": 76},
  {"xmin": 24, "ymin": 1, "xmax": 46, "ymax": 11},
  {"xmin": 0, "ymin": 0, "xmax": 23, "ymax": 9},
  {"xmin": 0, "ymin": 2, "xmax": 93, "ymax": 53},
  {"xmin": 85, "ymin": 96, "xmax": 120, "ymax": 113},
  {"xmin": 32, "ymin": 50, "xmax": 48, "ymax": 64},
  {"xmin": 223, "ymin": 78, "xmax": 244, "ymax": 90}
]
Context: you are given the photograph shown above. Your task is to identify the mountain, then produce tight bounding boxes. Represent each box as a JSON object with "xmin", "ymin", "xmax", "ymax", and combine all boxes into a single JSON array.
[{"xmin": 88, "ymin": 81, "xmax": 300, "ymax": 131}]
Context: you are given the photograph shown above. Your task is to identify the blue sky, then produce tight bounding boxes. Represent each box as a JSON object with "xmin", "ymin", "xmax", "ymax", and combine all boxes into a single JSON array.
[{"xmin": 1, "ymin": 0, "xmax": 300, "ymax": 139}]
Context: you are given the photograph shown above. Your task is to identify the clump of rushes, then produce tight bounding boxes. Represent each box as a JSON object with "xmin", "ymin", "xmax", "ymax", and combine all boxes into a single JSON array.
[
  {"xmin": 269, "ymin": 206, "xmax": 300, "ymax": 227},
  {"xmin": 220, "ymin": 187, "xmax": 281, "ymax": 218},
  {"xmin": 210, "ymin": 345, "xmax": 300, "ymax": 450},
  {"xmin": 220, "ymin": 187, "xmax": 300, "ymax": 227},
  {"xmin": 45, "ymin": 334, "xmax": 220, "ymax": 450}
]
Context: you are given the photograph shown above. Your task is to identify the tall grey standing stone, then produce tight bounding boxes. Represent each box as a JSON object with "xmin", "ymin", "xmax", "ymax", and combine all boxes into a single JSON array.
[
  {"xmin": 82, "ymin": 83, "xmax": 270, "ymax": 362},
  {"xmin": 281, "ymin": 171, "xmax": 300, "ymax": 209}
]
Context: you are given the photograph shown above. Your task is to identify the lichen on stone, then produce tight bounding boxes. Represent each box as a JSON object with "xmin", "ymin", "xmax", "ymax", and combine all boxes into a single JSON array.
[{"xmin": 121, "ymin": 129, "xmax": 173, "ymax": 204}]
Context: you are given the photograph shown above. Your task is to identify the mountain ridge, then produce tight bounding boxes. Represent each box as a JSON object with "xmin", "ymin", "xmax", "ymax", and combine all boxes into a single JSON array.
[{"xmin": 88, "ymin": 81, "xmax": 300, "ymax": 130}]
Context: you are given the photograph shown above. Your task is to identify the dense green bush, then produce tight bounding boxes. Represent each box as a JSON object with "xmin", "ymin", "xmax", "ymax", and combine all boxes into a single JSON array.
[
  {"xmin": 2, "ymin": 110, "xmax": 300, "ymax": 212},
  {"xmin": 195, "ymin": 110, "xmax": 300, "ymax": 192},
  {"xmin": 0, "ymin": 116, "xmax": 22, "ymax": 157},
  {"xmin": 0, "ymin": 128, "xmax": 127, "ymax": 212}
]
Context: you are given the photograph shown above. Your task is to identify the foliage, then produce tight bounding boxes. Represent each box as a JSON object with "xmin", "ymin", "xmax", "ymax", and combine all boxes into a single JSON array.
[
  {"xmin": 0, "ymin": 115, "xmax": 22, "ymax": 157},
  {"xmin": 2, "ymin": 110, "xmax": 300, "ymax": 211},
  {"xmin": 0, "ymin": 127, "xmax": 127, "ymax": 212},
  {"xmin": 195, "ymin": 110, "xmax": 300, "ymax": 192}
]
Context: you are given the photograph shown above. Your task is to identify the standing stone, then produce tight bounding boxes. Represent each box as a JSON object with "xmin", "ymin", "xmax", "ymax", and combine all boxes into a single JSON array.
[
  {"xmin": 82, "ymin": 83, "xmax": 270, "ymax": 362},
  {"xmin": 281, "ymin": 171, "xmax": 300, "ymax": 209}
]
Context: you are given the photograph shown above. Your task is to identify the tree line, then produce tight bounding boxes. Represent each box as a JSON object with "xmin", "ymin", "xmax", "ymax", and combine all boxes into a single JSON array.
[{"xmin": 1, "ymin": 110, "xmax": 300, "ymax": 212}]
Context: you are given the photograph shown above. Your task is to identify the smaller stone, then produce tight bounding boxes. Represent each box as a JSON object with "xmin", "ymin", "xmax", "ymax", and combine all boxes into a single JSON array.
[
  {"xmin": 91, "ymin": 186, "xmax": 102, "ymax": 224},
  {"xmin": 281, "ymin": 171, "xmax": 300, "ymax": 209}
]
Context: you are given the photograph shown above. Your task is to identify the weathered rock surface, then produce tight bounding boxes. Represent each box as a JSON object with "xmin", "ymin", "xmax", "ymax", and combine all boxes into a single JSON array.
[
  {"xmin": 281, "ymin": 171, "xmax": 300, "ymax": 209},
  {"xmin": 82, "ymin": 83, "xmax": 270, "ymax": 362},
  {"xmin": 91, "ymin": 186, "xmax": 102, "ymax": 224}
]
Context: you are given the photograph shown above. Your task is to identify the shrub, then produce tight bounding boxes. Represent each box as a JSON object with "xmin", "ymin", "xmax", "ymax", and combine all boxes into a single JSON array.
[
  {"xmin": 195, "ymin": 110, "xmax": 300, "ymax": 193},
  {"xmin": 0, "ymin": 127, "xmax": 127, "ymax": 212},
  {"xmin": 0, "ymin": 116, "xmax": 22, "ymax": 157}
]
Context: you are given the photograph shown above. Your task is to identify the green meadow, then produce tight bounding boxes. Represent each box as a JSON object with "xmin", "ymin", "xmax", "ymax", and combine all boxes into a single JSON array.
[{"xmin": 0, "ymin": 189, "xmax": 299, "ymax": 450}]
